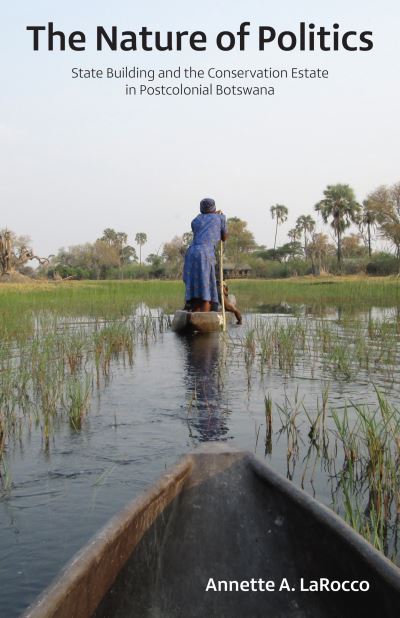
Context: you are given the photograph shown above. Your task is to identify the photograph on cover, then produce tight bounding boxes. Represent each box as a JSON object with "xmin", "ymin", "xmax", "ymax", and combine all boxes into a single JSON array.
[{"xmin": 1, "ymin": 1, "xmax": 400, "ymax": 616}]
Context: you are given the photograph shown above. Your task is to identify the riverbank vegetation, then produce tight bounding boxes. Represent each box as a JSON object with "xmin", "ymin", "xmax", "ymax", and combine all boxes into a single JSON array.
[
  {"xmin": 3, "ymin": 181, "xmax": 400, "ymax": 281},
  {"xmin": 1, "ymin": 277, "xmax": 399, "ymax": 325}
]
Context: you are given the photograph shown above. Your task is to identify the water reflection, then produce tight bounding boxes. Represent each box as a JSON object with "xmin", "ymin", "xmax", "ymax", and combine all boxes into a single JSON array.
[
  {"xmin": 255, "ymin": 302, "xmax": 294, "ymax": 315},
  {"xmin": 178, "ymin": 333, "xmax": 230, "ymax": 442},
  {"xmin": 252, "ymin": 303, "xmax": 400, "ymax": 322}
]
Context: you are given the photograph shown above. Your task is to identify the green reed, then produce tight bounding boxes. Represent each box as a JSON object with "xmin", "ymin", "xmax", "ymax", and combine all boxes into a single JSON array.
[
  {"xmin": 262, "ymin": 388, "xmax": 400, "ymax": 561},
  {"xmin": 0, "ymin": 308, "xmax": 170, "ymax": 454},
  {"xmin": 232, "ymin": 277, "xmax": 400, "ymax": 312},
  {"xmin": 237, "ymin": 313, "xmax": 400, "ymax": 384},
  {"xmin": 64, "ymin": 373, "xmax": 93, "ymax": 431}
]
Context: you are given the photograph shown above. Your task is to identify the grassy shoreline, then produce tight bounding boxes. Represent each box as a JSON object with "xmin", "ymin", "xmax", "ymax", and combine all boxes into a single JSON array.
[
  {"xmin": 0, "ymin": 275, "xmax": 399, "ymax": 342},
  {"xmin": 0, "ymin": 276, "xmax": 399, "ymax": 314}
]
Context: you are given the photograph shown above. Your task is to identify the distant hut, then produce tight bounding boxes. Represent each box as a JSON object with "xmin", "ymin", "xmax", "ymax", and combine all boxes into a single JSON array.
[{"xmin": 223, "ymin": 262, "xmax": 252, "ymax": 279}]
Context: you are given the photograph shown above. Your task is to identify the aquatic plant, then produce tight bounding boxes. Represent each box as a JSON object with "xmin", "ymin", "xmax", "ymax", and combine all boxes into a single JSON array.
[
  {"xmin": 0, "ymin": 304, "xmax": 171, "ymax": 451},
  {"xmin": 236, "ymin": 311, "xmax": 400, "ymax": 388},
  {"xmin": 260, "ymin": 388, "xmax": 400, "ymax": 561},
  {"xmin": 64, "ymin": 373, "xmax": 92, "ymax": 430},
  {"xmin": 1, "ymin": 278, "xmax": 400, "ymax": 564}
]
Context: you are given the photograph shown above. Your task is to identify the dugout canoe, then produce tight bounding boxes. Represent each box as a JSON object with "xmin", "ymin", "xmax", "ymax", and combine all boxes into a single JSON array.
[
  {"xmin": 24, "ymin": 445, "xmax": 400, "ymax": 618},
  {"xmin": 171, "ymin": 310, "xmax": 224, "ymax": 334},
  {"xmin": 171, "ymin": 295, "xmax": 237, "ymax": 333}
]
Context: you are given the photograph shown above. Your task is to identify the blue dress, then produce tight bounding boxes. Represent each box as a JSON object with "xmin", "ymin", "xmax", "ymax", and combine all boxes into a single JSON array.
[{"xmin": 183, "ymin": 213, "xmax": 227, "ymax": 303}]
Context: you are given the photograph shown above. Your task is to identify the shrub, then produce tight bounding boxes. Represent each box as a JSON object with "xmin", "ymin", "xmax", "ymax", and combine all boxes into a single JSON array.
[
  {"xmin": 366, "ymin": 253, "xmax": 399, "ymax": 276},
  {"xmin": 321, "ymin": 257, "xmax": 369, "ymax": 276},
  {"xmin": 247, "ymin": 257, "xmax": 311, "ymax": 279},
  {"xmin": 106, "ymin": 264, "xmax": 152, "ymax": 280}
]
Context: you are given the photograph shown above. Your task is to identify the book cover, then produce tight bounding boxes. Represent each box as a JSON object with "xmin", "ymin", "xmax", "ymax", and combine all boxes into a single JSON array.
[{"xmin": 1, "ymin": 2, "xmax": 399, "ymax": 616}]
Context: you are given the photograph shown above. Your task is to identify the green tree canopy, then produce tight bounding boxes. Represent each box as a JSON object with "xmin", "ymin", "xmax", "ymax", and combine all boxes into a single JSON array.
[
  {"xmin": 254, "ymin": 242, "xmax": 303, "ymax": 263},
  {"xmin": 295, "ymin": 215, "xmax": 315, "ymax": 256},
  {"xmin": 52, "ymin": 240, "xmax": 120, "ymax": 279},
  {"xmin": 146, "ymin": 253, "xmax": 165, "ymax": 277},
  {"xmin": 366, "ymin": 183, "xmax": 400, "ymax": 263},
  {"xmin": 315, "ymin": 184, "xmax": 360, "ymax": 269},
  {"xmin": 288, "ymin": 227, "xmax": 302, "ymax": 243},
  {"xmin": 341, "ymin": 233, "xmax": 367, "ymax": 258},
  {"xmin": 225, "ymin": 217, "xmax": 257, "ymax": 266},
  {"xmin": 307, "ymin": 232, "xmax": 335, "ymax": 273},
  {"xmin": 162, "ymin": 235, "xmax": 187, "ymax": 278},
  {"xmin": 358, "ymin": 199, "xmax": 378, "ymax": 257},
  {"xmin": 98, "ymin": 228, "xmax": 137, "ymax": 265}
]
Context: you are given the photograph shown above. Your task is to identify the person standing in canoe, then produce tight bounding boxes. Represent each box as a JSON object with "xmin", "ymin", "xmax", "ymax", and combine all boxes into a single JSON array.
[{"xmin": 183, "ymin": 198, "xmax": 227, "ymax": 312}]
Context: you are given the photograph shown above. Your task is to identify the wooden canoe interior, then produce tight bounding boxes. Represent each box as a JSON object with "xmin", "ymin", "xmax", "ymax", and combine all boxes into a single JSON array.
[{"xmin": 24, "ymin": 447, "xmax": 400, "ymax": 618}]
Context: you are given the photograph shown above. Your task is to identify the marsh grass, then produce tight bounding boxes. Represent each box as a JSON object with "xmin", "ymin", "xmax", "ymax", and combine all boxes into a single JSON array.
[
  {"xmin": 0, "ymin": 306, "xmax": 170, "ymax": 454},
  {"xmin": 264, "ymin": 395, "xmax": 273, "ymax": 455},
  {"xmin": 0, "ymin": 277, "xmax": 399, "ymax": 336},
  {"xmin": 332, "ymin": 392, "xmax": 400, "ymax": 558},
  {"xmin": 236, "ymin": 308, "xmax": 400, "ymax": 559},
  {"xmin": 236, "ymin": 313, "xmax": 400, "ymax": 385},
  {"xmin": 0, "ymin": 281, "xmax": 182, "ymax": 334},
  {"xmin": 275, "ymin": 389, "xmax": 305, "ymax": 479},
  {"xmin": 1, "ymin": 278, "xmax": 400, "ymax": 555},
  {"xmin": 262, "ymin": 388, "xmax": 400, "ymax": 561},
  {"xmin": 231, "ymin": 277, "xmax": 400, "ymax": 312},
  {"xmin": 64, "ymin": 374, "xmax": 93, "ymax": 430},
  {"xmin": 94, "ymin": 322, "xmax": 134, "ymax": 377}
]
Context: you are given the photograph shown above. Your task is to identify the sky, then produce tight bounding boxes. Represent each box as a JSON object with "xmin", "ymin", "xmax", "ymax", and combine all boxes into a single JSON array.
[{"xmin": 1, "ymin": 1, "xmax": 399, "ymax": 259}]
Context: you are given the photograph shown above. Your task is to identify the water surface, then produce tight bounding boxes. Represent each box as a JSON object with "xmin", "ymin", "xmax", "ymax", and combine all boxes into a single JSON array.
[{"xmin": 1, "ymin": 304, "xmax": 400, "ymax": 616}]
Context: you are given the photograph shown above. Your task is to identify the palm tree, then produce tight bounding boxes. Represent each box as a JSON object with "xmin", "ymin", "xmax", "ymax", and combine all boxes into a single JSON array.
[
  {"xmin": 295, "ymin": 215, "xmax": 315, "ymax": 257},
  {"xmin": 359, "ymin": 200, "xmax": 377, "ymax": 257},
  {"xmin": 287, "ymin": 227, "xmax": 301, "ymax": 243},
  {"xmin": 135, "ymin": 233, "xmax": 147, "ymax": 266},
  {"xmin": 270, "ymin": 204, "xmax": 288, "ymax": 250},
  {"xmin": 315, "ymin": 185, "xmax": 360, "ymax": 270}
]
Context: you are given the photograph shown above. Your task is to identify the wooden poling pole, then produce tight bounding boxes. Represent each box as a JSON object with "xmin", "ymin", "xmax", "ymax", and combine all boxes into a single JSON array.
[{"xmin": 219, "ymin": 240, "xmax": 226, "ymax": 332}]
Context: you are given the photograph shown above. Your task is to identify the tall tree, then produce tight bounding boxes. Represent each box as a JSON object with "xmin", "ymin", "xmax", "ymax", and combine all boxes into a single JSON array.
[
  {"xmin": 295, "ymin": 215, "xmax": 316, "ymax": 257},
  {"xmin": 120, "ymin": 245, "xmax": 138, "ymax": 264},
  {"xmin": 101, "ymin": 228, "xmax": 122, "ymax": 247},
  {"xmin": 315, "ymin": 184, "xmax": 360, "ymax": 270},
  {"xmin": 358, "ymin": 200, "xmax": 377, "ymax": 257},
  {"xmin": 99, "ymin": 229, "xmax": 136, "ymax": 265},
  {"xmin": 0, "ymin": 229, "xmax": 49, "ymax": 276},
  {"xmin": 287, "ymin": 227, "xmax": 302, "ymax": 243},
  {"xmin": 92, "ymin": 240, "xmax": 121, "ymax": 278},
  {"xmin": 367, "ymin": 183, "xmax": 400, "ymax": 268},
  {"xmin": 162, "ymin": 235, "xmax": 187, "ymax": 278},
  {"xmin": 307, "ymin": 233, "xmax": 335, "ymax": 274},
  {"xmin": 341, "ymin": 234, "xmax": 367, "ymax": 258},
  {"xmin": 135, "ymin": 233, "xmax": 147, "ymax": 266},
  {"xmin": 277, "ymin": 242, "xmax": 303, "ymax": 262},
  {"xmin": 225, "ymin": 217, "xmax": 257, "ymax": 266},
  {"xmin": 49, "ymin": 241, "xmax": 120, "ymax": 279},
  {"xmin": 270, "ymin": 205, "xmax": 288, "ymax": 250}
]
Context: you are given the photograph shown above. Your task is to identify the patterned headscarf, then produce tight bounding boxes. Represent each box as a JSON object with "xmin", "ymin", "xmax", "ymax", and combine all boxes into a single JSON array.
[{"xmin": 200, "ymin": 198, "xmax": 216, "ymax": 214}]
